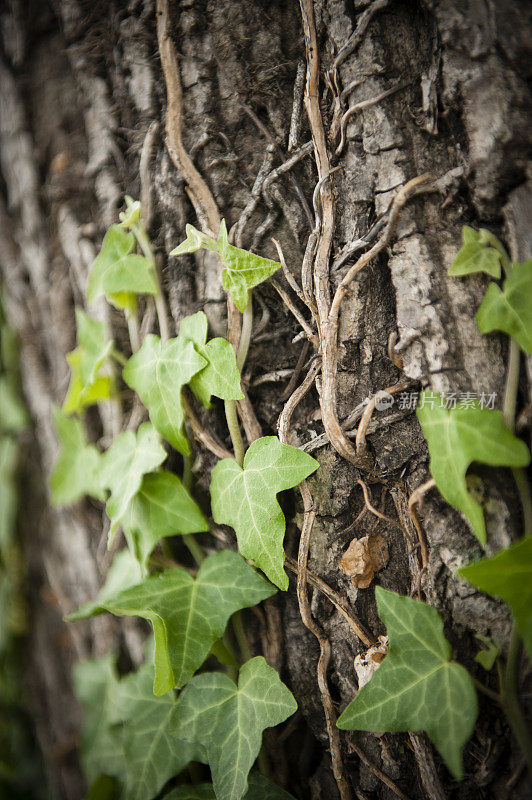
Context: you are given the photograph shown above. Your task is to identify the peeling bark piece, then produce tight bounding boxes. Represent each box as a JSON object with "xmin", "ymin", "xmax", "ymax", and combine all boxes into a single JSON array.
[
  {"xmin": 354, "ymin": 635, "xmax": 389, "ymax": 690},
  {"xmin": 339, "ymin": 533, "xmax": 389, "ymax": 588}
]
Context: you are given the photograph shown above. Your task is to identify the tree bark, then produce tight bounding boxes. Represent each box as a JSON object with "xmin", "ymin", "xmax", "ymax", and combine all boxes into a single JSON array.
[{"xmin": 1, "ymin": 0, "xmax": 531, "ymax": 798}]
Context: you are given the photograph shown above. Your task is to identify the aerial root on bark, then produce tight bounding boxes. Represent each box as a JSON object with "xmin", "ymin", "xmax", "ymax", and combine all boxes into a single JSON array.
[
  {"xmin": 181, "ymin": 392, "xmax": 234, "ymax": 462},
  {"xmin": 317, "ymin": 174, "xmax": 434, "ymax": 470},
  {"xmin": 408, "ymin": 478, "xmax": 436, "ymax": 574},
  {"xmin": 347, "ymin": 739, "xmax": 411, "ymax": 800},
  {"xmin": 284, "ymin": 556, "xmax": 375, "ymax": 646},
  {"xmin": 355, "ymin": 381, "xmax": 414, "ymax": 456},
  {"xmin": 297, "ymin": 480, "xmax": 353, "ymax": 800},
  {"xmin": 158, "ymin": 0, "xmax": 265, "ymax": 446},
  {"xmin": 334, "ymin": 81, "xmax": 411, "ymax": 156},
  {"xmin": 356, "ymin": 479, "xmax": 403, "ymax": 531},
  {"xmin": 277, "ymin": 356, "xmax": 322, "ymax": 445}
]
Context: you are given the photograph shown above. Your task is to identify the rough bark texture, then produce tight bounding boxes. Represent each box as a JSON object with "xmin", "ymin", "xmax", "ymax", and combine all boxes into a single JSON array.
[{"xmin": 1, "ymin": 1, "xmax": 531, "ymax": 798}]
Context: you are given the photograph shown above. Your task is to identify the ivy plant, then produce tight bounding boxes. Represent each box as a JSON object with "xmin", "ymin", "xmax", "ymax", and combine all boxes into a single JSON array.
[
  {"xmin": 123, "ymin": 334, "xmax": 207, "ymax": 455},
  {"xmin": 476, "ymin": 259, "xmax": 532, "ymax": 354},
  {"xmin": 68, "ymin": 551, "xmax": 276, "ymax": 695},
  {"xmin": 74, "ymin": 655, "xmax": 201, "ymax": 800},
  {"xmin": 50, "ymin": 201, "xmax": 307, "ymax": 800},
  {"xmin": 121, "ymin": 471, "xmax": 208, "ymax": 570},
  {"xmin": 171, "ymin": 657, "xmax": 297, "ymax": 800},
  {"xmin": 165, "ymin": 775, "xmax": 297, "ymax": 800},
  {"xmin": 101, "ymin": 422, "xmax": 168, "ymax": 536},
  {"xmin": 338, "ymin": 225, "xmax": 532, "ymax": 778},
  {"xmin": 50, "ymin": 407, "xmax": 104, "ymax": 505},
  {"xmin": 63, "ymin": 310, "xmax": 114, "ymax": 414},
  {"xmin": 170, "ymin": 220, "xmax": 281, "ymax": 312},
  {"xmin": 459, "ymin": 536, "xmax": 532, "ymax": 659},
  {"xmin": 448, "ymin": 225, "xmax": 504, "ymax": 278},
  {"xmin": 416, "ymin": 392, "xmax": 529, "ymax": 542},
  {"xmin": 337, "ymin": 588, "xmax": 477, "ymax": 778},
  {"xmin": 210, "ymin": 437, "xmax": 318, "ymax": 589},
  {"xmin": 87, "ymin": 223, "xmax": 158, "ymax": 312},
  {"xmin": 179, "ymin": 311, "xmax": 244, "ymax": 407}
]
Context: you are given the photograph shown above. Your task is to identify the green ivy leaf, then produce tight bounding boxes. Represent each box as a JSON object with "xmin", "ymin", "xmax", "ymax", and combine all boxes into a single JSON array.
[
  {"xmin": 107, "ymin": 290, "xmax": 138, "ymax": 315},
  {"xmin": 165, "ymin": 774, "xmax": 297, "ymax": 800},
  {"xmin": 68, "ymin": 549, "xmax": 143, "ymax": 620},
  {"xmin": 170, "ymin": 224, "xmax": 217, "ymax": 256},
  {"xmin": 84, "ymin": 774, "xmax": 120, "ymax": 800},
  {"xmin": 0, "ymin": 377, "xmax": 28, "ymax": 433},
  {"xmin": 69, "ymin": 550, "xmax": 276, "ymax": 695},
  {"xmin": 100, "ymin": 422, "xmax": 167, "ymax": 533},
  {"xmin": 170, "ymin": 221, "xmax": 281, "ymax": 312},
  {"xmin": 459, "ymin": 537, "xmax": 532, "ymax": 659},
  {"xmin": 449, "ymin": 226, "xmax": 503, "ymax": 278},
  {"xmin": 0, "ymin": 437, "xmax": 17, "ymax": 552},
  {"xmin": 416, "ymin": 392, "xmax": 530, "ymax": 542},
  {"xmin": 121, "ymin": 470, "xmax": 208, "ymax": 569},
  {"xmin": 73, "ymin": 654, "xmax": 125, "ymax": 785},
  {"xmin": 76, "ymin": 309, "xmax": 113, "ymax": 384},
  {"xmin": 87, "ymin": 224, "xmax": 158, "ymax": 305},
  {"xmin": 179, "ymin": 312, "xmax": 243, "ymax": 407},
  {"xmin": 63, "ymin": 310, "xmax": 114, "ymax": 414},
  {"xmin": 63, "ymin": 349, "xmax": 114, "ymax": 414},
  {"xmin": 123, "ymin": 334, "xmax": 206, "ymax": 455},
  {"xmin": 171, "ymin": 657, "xmax": 297, "ymax": 800},
  {"xmin": 112, "ymin": 660, "xmax": 200, "ymax": 800},
  {"xmin": 337, "ymin": 587, "xmax": 477, "ymax": 779},
  {"xmin": 118, "ymin": 195, "xmax": 142, "ymax": 228},
  {"xmin": 74, "ymin": 656, "xmax": 198, "ymax": 800},
  {"xmin": 216, "ymin": 221, "xmax": 281, "ymax": 312},
  {"xmin": 476, "ymin": 260, "xmax": 532, "ymax": 354},
  {"xmin": 473, "ymin": 635, "xmax": 500, "ymax": 671},
  {"xmin": 50, "ymin": 407, "xmax": 104, "ymax": 505},
  {"xmin": 210, "ymin": 436, "xmax": 319, "ymax": 589}
]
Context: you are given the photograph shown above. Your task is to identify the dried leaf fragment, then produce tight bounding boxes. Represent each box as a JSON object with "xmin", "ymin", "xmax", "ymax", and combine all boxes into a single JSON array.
[{"xmin": 339, "ymin": 533, "xmax": 389, "ymax": 588}]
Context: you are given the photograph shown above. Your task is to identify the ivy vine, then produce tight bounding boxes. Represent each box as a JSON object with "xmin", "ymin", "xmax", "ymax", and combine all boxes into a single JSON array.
[
  {"xmin": 51, "ymin": 207, "xmax": 532, "ymax": 796},
  {"xmin": 338, "ymin": 227, "xmax": 532, "ymax": 777},
  {"xmin": 51, "ymin": 198, "xmax": 316, "ymax": 800}
]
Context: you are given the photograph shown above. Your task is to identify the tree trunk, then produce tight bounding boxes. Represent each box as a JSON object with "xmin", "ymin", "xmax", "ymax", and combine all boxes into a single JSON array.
[{"xmin": 1, "ymin": 1, "xmax": 531, "ymax": 798}]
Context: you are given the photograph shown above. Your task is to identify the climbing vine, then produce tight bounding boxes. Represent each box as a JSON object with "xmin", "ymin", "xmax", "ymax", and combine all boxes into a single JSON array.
[
  {"xmin": 51, "ymin": 198, "xmax": 318, "ymax": 800},
  {"xmin": 338, "ymin": 228, "xmax": 532, "ymax": 776},
  {"xmin": 52, "ymin": 174, "xmax": 532, "ymax": 800}
]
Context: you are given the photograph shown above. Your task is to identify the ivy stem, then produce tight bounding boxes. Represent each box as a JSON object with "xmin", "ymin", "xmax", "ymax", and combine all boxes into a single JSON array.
[
  {"xmin": 224, "ymin": 399, "xmax": 245, "ymax": 466},
  {"xmin": 231, "ymin": 610, "xmax": 251, "ymax": 662},
  {"xmin": 498, "ymin": 255, "xmax": 532, "ymax": 765},
  {"xmin": 501, "ymin": 625, "xmax": 532, "ymax": 773},
  {"xmin": 111, "ymin": 347, "xmax": 128, "ymax": 366},
  {"xmin": 501, "ymin": 310, "xmax": 532, "ymax": 534},
  {"xmin": 126, "ymin": 310, "xmax": 140, "ymax": 353},
  {"xmin": 513, "ymin": 467, "xmax": 532, "ymax": 536},
  {"xmin": 131, "ymin": 221, "xmax": 170, "ymax": 343},
  {"xmin": 223, "ymin": 290, "xmax": 253, "ymax": 465},
  {"xmin": 182, "ymin": 450, "xmax": 193, "ymax": 491},
  {"xmin": 237, "ymin": 291, "xmax": 253, "ymax": 372},
  {"xmin": 471, "ymin": 676, "xmax": 501, "ymax": 704},
  {"xmin": 181, "ymin": 450, "xmax": 206, "ymax": 564},
  {"xmin": 183, "ymin": 533, "xmax": 205, "ymax": 566},
  {"xmin": 503, "ymin": 338, "xmax": 520, "ymax": 431},
  {"xmin": 154, "ymin": 292, "xmax": 170, "ymax": 344}
]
